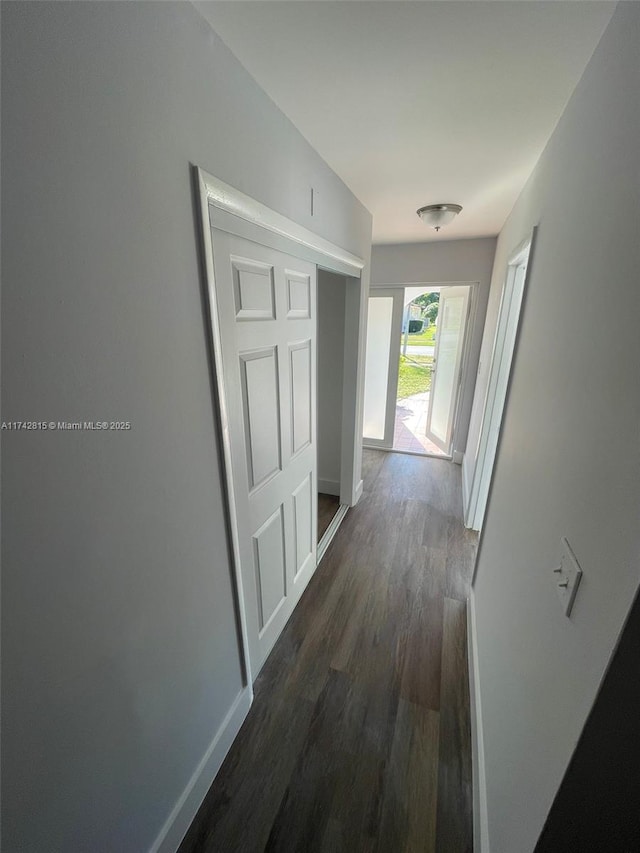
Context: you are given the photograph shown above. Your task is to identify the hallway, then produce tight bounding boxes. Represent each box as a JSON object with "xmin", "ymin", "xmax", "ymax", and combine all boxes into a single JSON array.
[{"xmin": 180, "ymin": 450, "xmax": 478, "ymax": 852}]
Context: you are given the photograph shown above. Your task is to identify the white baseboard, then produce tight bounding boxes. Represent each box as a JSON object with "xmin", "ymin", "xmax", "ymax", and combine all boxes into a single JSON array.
[
  {"xmin": 150, "ymin": 685, "xmax": 252, "ymax": 853},
  {"xmin": 318, "ymin": 477, "xmax": 341, "ymax": 497},
  {"xmin": 452, "ymin": 449, "xmax": 464, "ymax": 465},
  {"xmin": 467, "ymin": 591, "xmax": 490, "ymax": 853},
  {"xmin": 353, "ymin": 478, "xmax": 364, "ymax": 505}
]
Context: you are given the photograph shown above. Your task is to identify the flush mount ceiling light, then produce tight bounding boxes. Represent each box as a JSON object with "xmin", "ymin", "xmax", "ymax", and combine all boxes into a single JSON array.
[{"xmin": 416, "ymin": 203, "xmax": 463, "ymax": 232}]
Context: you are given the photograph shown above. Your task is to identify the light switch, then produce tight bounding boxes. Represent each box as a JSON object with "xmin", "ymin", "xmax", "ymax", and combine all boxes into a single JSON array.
[{"xmin": 553, "ymin": 537, "xmax": 583, "ymax": 617}]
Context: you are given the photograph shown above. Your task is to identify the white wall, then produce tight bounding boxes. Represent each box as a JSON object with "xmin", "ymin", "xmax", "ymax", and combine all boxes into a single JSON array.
[
  {"xmin": 371, "ymin": 238, "xmax": 496, "ymax": 462},
  {"xmin": 471, "ymin": 5, "xmax": 640, "ymax": 851},
  {"xmin": 0, "ymin": 3, "xmax": 371, "ymax": 851},
  {"xmin": 317, "ymin": 271, "xmax": 346, "ymax": 496}
]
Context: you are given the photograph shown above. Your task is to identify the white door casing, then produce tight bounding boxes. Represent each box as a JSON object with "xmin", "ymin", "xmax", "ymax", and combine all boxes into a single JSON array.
[
  {"xmin": 466, "ymin": 233, "xmax": 534, "ymax": 534},
  {"xmin": 211, "ymin": 230, "xmax": 317, "ymax": 677},
  {"xmin": 425, "ymin": 285, "xmax": 471, "ymax": 454}
]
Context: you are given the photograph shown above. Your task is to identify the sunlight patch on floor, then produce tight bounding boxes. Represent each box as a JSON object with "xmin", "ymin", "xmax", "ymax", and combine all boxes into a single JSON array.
[{"xmin": 393, "ymin": 392, "xmax": 447, "ymax": 456}]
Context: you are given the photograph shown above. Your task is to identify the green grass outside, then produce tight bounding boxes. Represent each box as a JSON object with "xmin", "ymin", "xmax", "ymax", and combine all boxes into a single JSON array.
[
  {"xmin": 397, "ymin": 355, "xmax": 433, "ymax": 399},
  {"xmin": 406, "ymin": 324, "xmax": 436, "ymax": 347}
]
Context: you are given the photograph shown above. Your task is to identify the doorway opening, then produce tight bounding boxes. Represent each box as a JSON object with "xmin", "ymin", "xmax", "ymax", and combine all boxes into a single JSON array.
[
  {"xmin": 394, "ymin": 288, "xmax": 444, "ymax": 455},
  {"xmin": 317, "ymin": 268, "xmax": 346, "ymax": 545},
  {"xmin": 315, "ymin": 267, "xmax": 360, "ymax": 561},
  {"xmin": 465, "ymin": 233, "xmax": 534, "ymax": 532},
  {"xmin": 363, "ymin": 284, "xmax": 472, "ymax": 460}
]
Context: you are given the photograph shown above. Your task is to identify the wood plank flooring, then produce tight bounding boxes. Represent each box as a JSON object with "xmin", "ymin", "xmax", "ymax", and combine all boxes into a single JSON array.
[
  {"xmin": 318, "ymin": 492, "xmax": 340, "ymax": 542},
  {"xmin": 179, "ymin": 450, "xmax": 478, "ymax": 853}
]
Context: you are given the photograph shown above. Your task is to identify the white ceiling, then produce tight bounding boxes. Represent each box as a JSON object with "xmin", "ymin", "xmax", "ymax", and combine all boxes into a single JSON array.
[{"xmin": 196, "ymin": 1, "xmax": 614, "ymax": 244}]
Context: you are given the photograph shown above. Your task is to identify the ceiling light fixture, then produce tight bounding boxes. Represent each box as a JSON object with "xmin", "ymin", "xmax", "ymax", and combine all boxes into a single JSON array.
[{"xmin": 416, "ymin": 203, "xmax": 462, "ymax": 232}]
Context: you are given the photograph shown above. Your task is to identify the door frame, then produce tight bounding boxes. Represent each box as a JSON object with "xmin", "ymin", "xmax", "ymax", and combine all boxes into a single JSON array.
[
  {"xmin": 364, "ymin": 281, "xmax": 479, "ymax": 459},
  {"xmin": 466, "ymin": 230, "xmax": 536, "ymax": 534},
  {"xmin": 193, "ymin": 166, "xmax": 365, "ymax": 687}
]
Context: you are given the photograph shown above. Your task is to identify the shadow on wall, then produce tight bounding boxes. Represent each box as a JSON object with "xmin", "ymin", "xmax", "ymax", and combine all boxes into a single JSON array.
[{"xmin": 535, "ymin": 589, "xmax": 640, "ymax": 852}]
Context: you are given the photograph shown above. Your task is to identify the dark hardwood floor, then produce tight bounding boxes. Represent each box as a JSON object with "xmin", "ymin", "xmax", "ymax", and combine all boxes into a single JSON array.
[
  {"xmin": 179, "ymin": 450, "xmax": 478, "ymax": 853},
  {"xmin": 318, "ymin": 492, "xmax": 340, "ymax": 542}
]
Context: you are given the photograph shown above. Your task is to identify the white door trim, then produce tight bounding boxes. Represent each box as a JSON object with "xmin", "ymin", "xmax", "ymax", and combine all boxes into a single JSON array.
[
  {"xmin": 466, "ymin": 229, "xmax": 537, "ymax": 536},
  {"xmin": 197, "ymin": 168, "xmax": 364, "ymax": 276},
  {"xmin": 370, "ymin": 280, "xmax": 474, "ymax": 289},
  {"xmin": 194, "ymin": 166, "xmax": 365, "ymax": 686}
]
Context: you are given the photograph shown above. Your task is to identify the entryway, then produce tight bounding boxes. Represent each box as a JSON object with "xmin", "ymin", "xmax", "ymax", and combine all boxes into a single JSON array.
[
  {"xmin": 395, "ymin": 287, "xmax": 442, "ymax": 455},
  {"xmin": 363, "ymin": 284, "xmax": 473, "ymax": 459}
]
